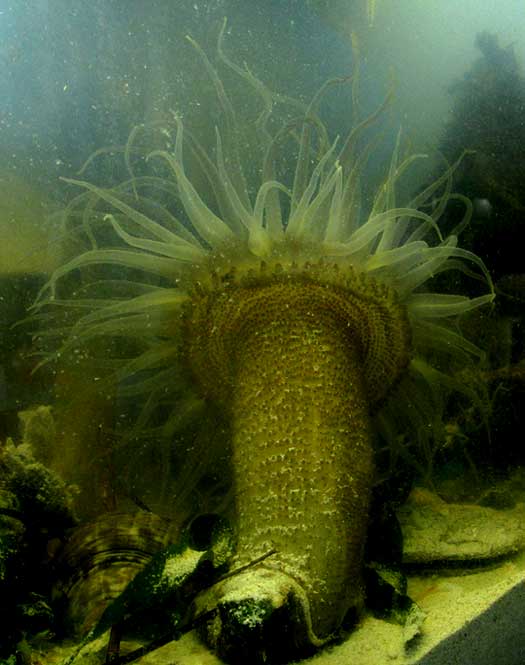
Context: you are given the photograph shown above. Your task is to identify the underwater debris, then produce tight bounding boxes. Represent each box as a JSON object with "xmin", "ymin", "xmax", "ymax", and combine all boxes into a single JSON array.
[
  {"xmin": 18, "ymin": 405, "xmax": 56, "ymax": 467},
  {"xmin": 363, "ymin": 561, "xmax": 426, "ymax": 645},
  {"xmin": 28, "ymin": 20, "xmax": 494, "ymax": 665},
  {"xmin": 0, "ymin": 433, "xmax": 77, "ymax": 659},
  {"xmin": 0, "ymin": 437, "xmax": 76, "ymax": 537},
  {"xmin": 0, "ymin": 483, "xmax": 25, "ymax": 587}
]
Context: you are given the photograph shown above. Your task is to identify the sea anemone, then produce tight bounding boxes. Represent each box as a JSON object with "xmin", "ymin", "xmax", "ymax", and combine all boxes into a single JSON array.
[{"xmin": 33, "ymin": 22, "xmax": 493, "ymax": 663}]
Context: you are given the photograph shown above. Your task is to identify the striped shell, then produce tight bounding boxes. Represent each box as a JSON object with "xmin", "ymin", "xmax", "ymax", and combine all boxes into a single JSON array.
[{"xmin": 54, "ymin": 511, "xmax": 180, "ymax": 636}]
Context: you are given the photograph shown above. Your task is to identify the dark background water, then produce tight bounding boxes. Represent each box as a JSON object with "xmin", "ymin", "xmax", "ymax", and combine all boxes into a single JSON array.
[
  {"xmin": 0, "ymin": 1, "xmax": 350, "ymax": 191},
  {"xmin": 2, "ymin": 0, "xmax": 521, "ymax": 197}
]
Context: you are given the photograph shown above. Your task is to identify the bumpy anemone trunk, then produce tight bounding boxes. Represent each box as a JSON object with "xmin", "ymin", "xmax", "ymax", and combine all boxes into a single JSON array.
[
  {"xmin": 231, "ymin": 293, "xmax": 373, "ymax": 636},
  {"xmin": 187, "ymin": 265, "xmax": 411, "ymax": 656}
]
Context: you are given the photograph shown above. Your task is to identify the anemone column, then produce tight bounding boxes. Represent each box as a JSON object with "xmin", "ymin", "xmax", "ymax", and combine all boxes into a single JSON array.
[
  {"xmin": 231, "ymin": 284, "xmax": 374, "ymax": 638},
  {"xmin": 187, "ymin": 266, "xmax": 411, "ymax": 655}
]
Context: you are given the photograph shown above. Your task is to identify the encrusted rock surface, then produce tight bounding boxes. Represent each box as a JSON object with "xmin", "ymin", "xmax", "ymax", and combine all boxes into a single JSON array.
[{"xmin": 398, "ymin": 487, "xmax": 525, "ymax": 565}]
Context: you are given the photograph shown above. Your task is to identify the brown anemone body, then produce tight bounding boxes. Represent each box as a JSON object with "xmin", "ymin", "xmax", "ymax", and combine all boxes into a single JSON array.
[{"xmin": 186, "ymin": 260, "xmax": 411, "ymax": 643}]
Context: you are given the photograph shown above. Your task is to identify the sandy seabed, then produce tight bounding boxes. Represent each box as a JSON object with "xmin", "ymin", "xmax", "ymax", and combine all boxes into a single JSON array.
[{"xmin": 37, "ymin": 551, "xmax": 525, "ymax": 665}]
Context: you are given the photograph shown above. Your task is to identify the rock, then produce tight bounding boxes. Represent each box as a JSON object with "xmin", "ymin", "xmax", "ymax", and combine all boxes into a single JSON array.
[{"xmin": 398, "ymin": 487, "xmax": 525, "ymax": 565}]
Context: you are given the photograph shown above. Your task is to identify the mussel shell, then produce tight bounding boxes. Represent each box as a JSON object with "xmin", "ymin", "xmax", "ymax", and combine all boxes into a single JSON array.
[{"xmin": 54, "ymin": 511, "xmax": 179, "ymax": 636}]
